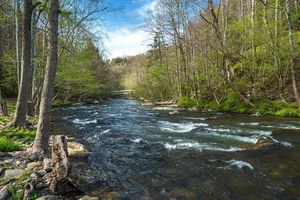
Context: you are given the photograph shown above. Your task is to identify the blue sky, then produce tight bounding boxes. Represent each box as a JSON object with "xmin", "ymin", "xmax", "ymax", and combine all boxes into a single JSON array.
[{"xmin": 100, "ymin": 0, "xmax": 157, "ymax": 59}]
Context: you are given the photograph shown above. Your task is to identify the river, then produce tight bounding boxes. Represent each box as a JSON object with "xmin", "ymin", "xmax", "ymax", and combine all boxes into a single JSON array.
[{"xmin": 52, "ymin": 99, "xmax": 300, "ymax": 200}]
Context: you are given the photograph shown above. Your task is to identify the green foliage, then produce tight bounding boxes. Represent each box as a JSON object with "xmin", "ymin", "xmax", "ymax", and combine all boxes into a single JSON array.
[
  {"xmin": 0, "ymin": 137, "xmax": 21, "ymax": 152},
  {"xmin": 275, "ymin": 108, "xmax": 300, "ymax": 118},
  {"xmin": 220, "ymin": 92, "xmax": 251, "ymax": 114},
  {"xmin": 199, "ymin": 101, "xmax": 220, "ymax": 111},
  {"xmin": 257, "ymin": 101, "xmax": 295, "ymax": 115},
  {"xmin": 177, "ymin": 97, "xmax": 198, "ymax": 108}
]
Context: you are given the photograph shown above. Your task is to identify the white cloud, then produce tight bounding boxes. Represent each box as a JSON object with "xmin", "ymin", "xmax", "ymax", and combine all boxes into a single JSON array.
[
  {"xmin": 137, "ymin": 0, "xmax": 158, "ymax": 17},
  {"xmin": 104, "ymin": 27, "xmax": 151, "ymax": 59}
]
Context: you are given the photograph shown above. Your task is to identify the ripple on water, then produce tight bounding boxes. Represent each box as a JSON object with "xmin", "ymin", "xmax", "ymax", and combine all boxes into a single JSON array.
[
  {"xmin": 163, "ymin": 140, "xmax": 243, "ymax": 152},
  {"xmin": 72, "ymin": 118, "xmax": 97, "ymax": 125},
  {"xmin": 198, "ymin": 129, "xmax": 259, "ymax": 144},
  {"xmin": 225, "ymin": 159, "xmax": 254, "ymax": 170},
  {"xmin": 158, "ymin": 121, "xmax": 208, "ymax": 133}
]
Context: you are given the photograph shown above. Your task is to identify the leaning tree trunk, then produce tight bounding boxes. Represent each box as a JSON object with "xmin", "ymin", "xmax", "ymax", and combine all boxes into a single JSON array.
[
  {"xmin": 10, "ymin": 0, "xmax": 33, "ymax": 127},
  {"xmin": 32, "ymin": 0, "xmax": 59, "ymax": 158}
]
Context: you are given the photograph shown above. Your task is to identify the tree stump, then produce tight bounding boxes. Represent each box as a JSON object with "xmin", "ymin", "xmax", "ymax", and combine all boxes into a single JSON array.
[{"xmin": 44, "ymin": 135, "xmax": 71, "ymax": 194}]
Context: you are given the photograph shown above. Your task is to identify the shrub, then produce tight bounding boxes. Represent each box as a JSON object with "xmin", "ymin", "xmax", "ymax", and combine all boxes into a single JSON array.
[
  {"xmin": 221, "ymin": 92, "xmax": 251, "ymax": 113},
  {"xmin": 275, "ymin": 108, "xmax": 300, "ymax": 118},
  {"xmin": 258, "ymin": 101, "xmax": 295, "ymax": 115},
  {"xmin": 177, "ymin": 97, "xmax": 198, "ymax": 108}
]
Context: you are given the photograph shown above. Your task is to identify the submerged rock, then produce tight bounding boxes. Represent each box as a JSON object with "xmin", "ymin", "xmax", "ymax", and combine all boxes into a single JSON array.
[{"xmin": 79, "ymin": 196, "xmax": 99, "ymax": 200}]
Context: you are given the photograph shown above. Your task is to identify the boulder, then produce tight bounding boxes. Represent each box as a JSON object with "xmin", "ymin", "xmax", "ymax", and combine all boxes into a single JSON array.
[
  {"xmin": 252, "ymin": 137, "xmax": 277, "ymax": 149},
  {"xmin": 79, "ymin": 196, "xmax": 99, "ymax": 200},
  {"xmin": 2, "ymin": 169, "xmax": 25, "ymax": 180},
  {"xmin": 68, "ymin": 141, "xmax": 91, "ymax": 157},
  {"xmin": 251, "ymin": 112, "xmax": 262, "ymax": 117}
]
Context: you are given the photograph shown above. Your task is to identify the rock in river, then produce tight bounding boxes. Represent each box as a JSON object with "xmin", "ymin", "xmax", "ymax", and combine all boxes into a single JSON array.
[{"xmin": 252, "ymin": 137, "xmax": 277, "ymax": 150}]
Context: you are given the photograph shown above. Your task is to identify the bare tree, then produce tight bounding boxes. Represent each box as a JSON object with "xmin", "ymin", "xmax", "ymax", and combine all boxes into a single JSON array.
[{"xmin": 32, "ymin": 0, "xmax": 59, "ymax": 158}]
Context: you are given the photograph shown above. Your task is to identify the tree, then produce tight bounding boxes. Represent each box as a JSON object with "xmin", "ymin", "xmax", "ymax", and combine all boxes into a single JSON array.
[
  {"xmin": 10, "ymin": 0, "xmax": 33, "ymax": 127},
  {"xmin": 32, "ymin": 0, "xmax": 59, "ymax": 158},
  {"xmin": 285, "ymin": 0, "xmax": 300, "ymax": 109}
]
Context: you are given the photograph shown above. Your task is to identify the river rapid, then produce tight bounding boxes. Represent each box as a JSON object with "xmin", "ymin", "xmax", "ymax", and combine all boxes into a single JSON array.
[{"xmin": 52, "ymin": 99, "xmax": 300, "ymax": 200}]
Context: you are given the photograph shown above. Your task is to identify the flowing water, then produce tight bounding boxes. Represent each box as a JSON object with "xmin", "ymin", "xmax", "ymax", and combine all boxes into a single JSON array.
[{"xmin": 52, "ymin": 99, "xmax": 300, "ymax": 200}]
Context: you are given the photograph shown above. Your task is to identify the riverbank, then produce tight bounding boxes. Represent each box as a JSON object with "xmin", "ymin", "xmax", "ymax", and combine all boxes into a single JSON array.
[
  {"xmin": 138, "ymin": 96, "xmax": 300, "ymax": 118},
  {"xmin": 0, "ymin": 102, "xmax": 108, "ymax": 199}
]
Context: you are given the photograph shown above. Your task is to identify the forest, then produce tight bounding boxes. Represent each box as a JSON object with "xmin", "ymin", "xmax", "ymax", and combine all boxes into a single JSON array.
[
  {"xmin": 0, "ymin": 0, "xmax": 300, "ymax": 199},
  {"xmin": 113, "ymin": 0, "xmax": 300, "ymax": 117}
]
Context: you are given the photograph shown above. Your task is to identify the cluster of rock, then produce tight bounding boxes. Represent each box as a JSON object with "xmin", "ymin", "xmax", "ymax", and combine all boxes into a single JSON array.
[{"xmin": 0, "ymin": 136, "xmax": 100, "ymax": 200}]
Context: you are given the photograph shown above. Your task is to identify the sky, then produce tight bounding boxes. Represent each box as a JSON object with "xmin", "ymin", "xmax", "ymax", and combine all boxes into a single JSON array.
[{"xmin": 100, "ymin": 0, "xmax": 157, "ymax": 59}]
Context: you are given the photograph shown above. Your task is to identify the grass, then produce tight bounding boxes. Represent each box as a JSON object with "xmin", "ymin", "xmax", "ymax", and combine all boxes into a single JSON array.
[
  {"xmin": 0, "ymin": 102, "xmax": 37, "ymax": 152},
  {"xmin": 176, "ymin": 95, "xmax": 300, "ymax": 118},
  {"xmin": 6, "ymin": 172, "xmax": 38, "ymax": 200},
  {"xmin": 0, "ymin": 137, "xmax": 21, "ymax": 152}
]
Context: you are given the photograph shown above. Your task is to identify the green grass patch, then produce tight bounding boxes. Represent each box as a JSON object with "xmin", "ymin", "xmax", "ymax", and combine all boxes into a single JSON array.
[
  {"xmin": 0, "ymin": 127, "xmax": 36, "ymax": 143},
  {"xmin": 0, "ymin": 137, "xmax": 21, "ymax": 152},
  {"xmin": 7, "ymin": 103, "xmax": 16, "ymax": 113},
  {"xmin": 177, "ymin": 97, "xmax": 198, "ymax": 108}
]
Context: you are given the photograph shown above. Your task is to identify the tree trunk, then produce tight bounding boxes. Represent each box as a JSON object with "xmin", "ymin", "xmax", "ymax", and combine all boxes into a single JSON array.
[
  {"xmin": 14, "ymin": 0, "xmax": 20, "ymax": 87},
  {"xmin": 285, "ymin": 0, "xmax": 300, "ymax": 109},
  {"xmin": 10, "ymin": 0, "xmax": 33, "ymax": 127},
  {"xmin": 0, "ymin": 89, "xmax": 8, "ymax": 116},
  {"xmin": 28, "ymin": 7, "xmax": 37, "ymax": 116},
  {"xmin": 32, "ymin": 0, "xmax": 59, "ymax": 157}
]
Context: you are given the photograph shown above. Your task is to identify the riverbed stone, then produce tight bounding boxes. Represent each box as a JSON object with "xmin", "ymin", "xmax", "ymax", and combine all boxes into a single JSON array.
[
  {"xmin": 253, "ymin": 137, "xmax": 277, "ymax": 149},
  {"xmin": 79, "ymin": 195, "xmax": 99, "ymax": 200},
  {"xmin": 36, "ymin": 195, "xmax": 59, "ymax": 200},
  {"xmin": 2, "ymin": 169, "xmax": 25, "ymax": 180},
  {"xmin": 169, "ymin": 110, "xmax": 179, "ymax": 115},
  {"xmin": 26, "ymin": 161, "xmax": 42, "ymax": 171}
]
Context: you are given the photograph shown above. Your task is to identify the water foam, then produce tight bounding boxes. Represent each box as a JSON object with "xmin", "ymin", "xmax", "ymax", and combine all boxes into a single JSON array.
[
  {"xmin": 72, "ymin": 118, "xmax": 97, "ymax": 125},
  {"xmin": 131, "ymin": 138, "xmax": 143, "ymax": 143},
  {"xmin": 159, "ymin": 121, "xmax": 208, "ymax": 133},
  {"xmin": 225, "ymin": 159, "xmax": 254, "ymax": 170},
  {"xmin": 164, "ymin": 141, "xmax": 243, "ymax": 152}
]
